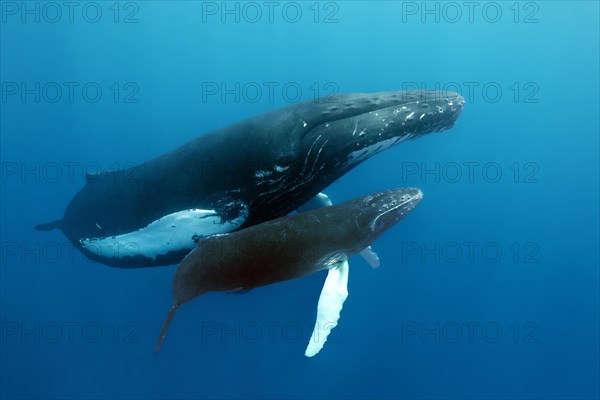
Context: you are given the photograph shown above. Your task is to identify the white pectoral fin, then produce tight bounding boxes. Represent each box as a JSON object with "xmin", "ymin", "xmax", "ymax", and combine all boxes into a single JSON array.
[
  {"xmin": 296, "ymin": 192, "xmax": 333, "ymax": 213},
  {"xmin": 80, "ymin": 208, "xmax": 247, "ymax": 261},
  {"xmin": 305, "ymin": 259, "xmax": 349, "ymax": 357},
  {"xmin": 359, "ymin": 246, "xmax": 380, "ymax": 269}
]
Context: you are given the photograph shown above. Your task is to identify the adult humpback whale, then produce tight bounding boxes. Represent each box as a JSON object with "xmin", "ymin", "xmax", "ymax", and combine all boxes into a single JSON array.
[
  {"xmin": 155, "ymin": 188, "xmax": 424, "ymax": 356},
  {"xmin": 36, "ymin": 90, "xmax": 464, "ymax": 267}
]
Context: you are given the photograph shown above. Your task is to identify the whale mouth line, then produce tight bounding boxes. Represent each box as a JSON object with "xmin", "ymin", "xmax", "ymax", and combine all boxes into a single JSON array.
[{"xmin": 369, "ymin": 189, "xmax": 424, "ymax": 232}]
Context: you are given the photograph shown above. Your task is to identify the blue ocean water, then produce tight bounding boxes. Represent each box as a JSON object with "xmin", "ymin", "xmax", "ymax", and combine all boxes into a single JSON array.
[{"xmin": 1, "ymin": 1, "xmax": 599, "ymax": 399}]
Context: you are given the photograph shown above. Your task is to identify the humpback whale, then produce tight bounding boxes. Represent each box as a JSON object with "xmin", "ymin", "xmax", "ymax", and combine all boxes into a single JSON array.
[
  {"xmin": 36, "ymin": 90, "xmax": 463, "ymax": 267},
  {"xmin": 155, "ymin": 188, "xmax": 424, "ymax": 356}
]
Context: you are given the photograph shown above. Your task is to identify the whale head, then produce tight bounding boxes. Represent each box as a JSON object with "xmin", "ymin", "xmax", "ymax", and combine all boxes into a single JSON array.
[
  {"xmin": 295, "ymin": 90, "xmax": 464, "ymax": 172},
  {"xmin": 358, "ymin": 187, "xmax": 424, "ymax": 237}
]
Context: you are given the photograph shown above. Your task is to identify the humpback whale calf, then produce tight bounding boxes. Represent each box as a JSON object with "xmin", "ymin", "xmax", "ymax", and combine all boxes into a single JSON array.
[
  {"xmin": 155, "ymin": 188, "xmax": 423, "ymax": 356},
  {"xmin": 36, "ymin": 90, "xmax": 463, "ymax": 267}
]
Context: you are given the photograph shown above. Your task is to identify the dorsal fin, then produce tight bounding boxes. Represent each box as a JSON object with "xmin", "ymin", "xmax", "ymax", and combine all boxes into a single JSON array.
[{"xmin": 85, "ymin": 171, "xmax": 100, "ymax": 183}]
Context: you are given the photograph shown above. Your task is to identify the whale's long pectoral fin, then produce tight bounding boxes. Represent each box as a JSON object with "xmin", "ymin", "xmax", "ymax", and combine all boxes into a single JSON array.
[
  {"xmin": 296, "ymin": 192, "xmax": 333, "ymax": 213},
  {"xmin": 359, "ymin": 246, "xmax": 380, "ymax": 269},
  {"xmin": 305, "ymin": 259, "xmax": 349, "ymax": 357}
]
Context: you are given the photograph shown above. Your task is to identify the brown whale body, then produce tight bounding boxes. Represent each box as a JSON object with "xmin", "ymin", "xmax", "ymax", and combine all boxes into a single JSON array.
[{"xmin": 155, "ymin": 187, "xmax": 424, "ymax": 352}]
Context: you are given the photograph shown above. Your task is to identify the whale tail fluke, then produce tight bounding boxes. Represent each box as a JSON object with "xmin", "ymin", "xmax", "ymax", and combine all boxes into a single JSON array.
[
  {"xmin": 155, "ymin": 304, "xmax": 180, "ymax": 353},
  {"xmin": 35, "ymin": 219, "xmax": 63, "ymax": 231}
]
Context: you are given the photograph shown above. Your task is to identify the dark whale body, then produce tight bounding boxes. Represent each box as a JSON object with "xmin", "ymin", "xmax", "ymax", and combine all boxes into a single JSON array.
[{"xmin": 36, "ymin": 90, "xmax": 464, "ymax": 267}]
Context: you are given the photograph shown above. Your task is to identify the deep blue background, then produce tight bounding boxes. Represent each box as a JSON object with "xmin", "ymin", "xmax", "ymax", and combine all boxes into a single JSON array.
[{"xmin": 1, "ymin": 1, "xmax": 599, "ymax": 399}]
